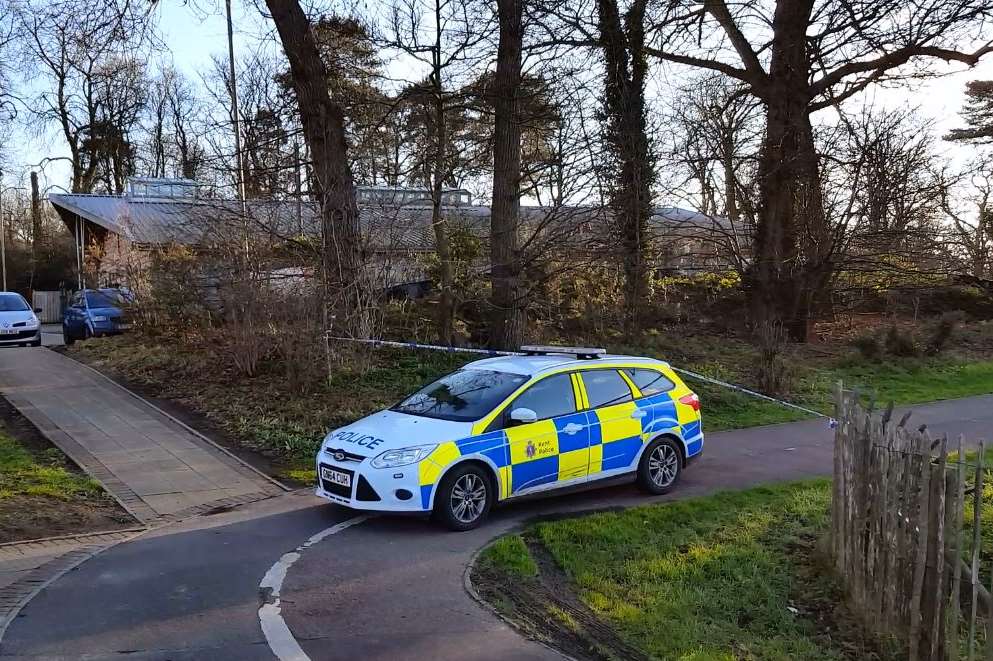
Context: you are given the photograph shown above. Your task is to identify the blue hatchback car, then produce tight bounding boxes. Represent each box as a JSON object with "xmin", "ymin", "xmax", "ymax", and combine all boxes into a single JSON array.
[{"xmin": 62, "ymin": 288, "xmax": 133, "ymax": 345}]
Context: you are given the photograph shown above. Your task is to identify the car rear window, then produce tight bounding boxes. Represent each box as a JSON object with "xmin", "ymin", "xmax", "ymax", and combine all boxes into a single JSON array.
[
  {"xmin": 623, "ymin": 368, "xmax": 675, "ymax": 397},
  {"xmin": 392, "ymin": 369, "xmax": 527, "ymax": 422},
  {"xmin": 85, "ymin": 290, "xmax": 124, "ymax": 308},
  {"xmin": 581, "ymin": 370, "xmax": 634, "ymax": 409}
]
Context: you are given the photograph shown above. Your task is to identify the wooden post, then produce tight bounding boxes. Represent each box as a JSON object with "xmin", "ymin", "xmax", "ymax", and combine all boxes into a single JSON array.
[
  {"xmin": 950, "ymin": 436, "xmax": 966, "ymax": 661},
  {"xmin": 969, "ymin": 442, "xmax": 985, "ymax": 661},
  {"xmin": 921, "ymin": 434, "xmax": 947, "ymax": 659},
  {"xmin": 910, "ymin": 432, "xmax": 933, "ymax": 661}
]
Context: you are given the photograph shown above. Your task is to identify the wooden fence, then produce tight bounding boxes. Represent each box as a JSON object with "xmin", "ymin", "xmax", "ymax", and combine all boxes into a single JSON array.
[{"xmin": 833, "ymin": 383, "xmax": 993, "ymax": 660}]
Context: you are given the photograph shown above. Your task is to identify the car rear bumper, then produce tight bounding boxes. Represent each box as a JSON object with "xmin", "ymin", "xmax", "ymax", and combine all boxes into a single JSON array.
[
  {"xmin": 91, "ymin": 321, "xmax": 131, "ymax": 335},
  {"xmin": 314, "ymin": 452, "xmax": 429, "ymax": 513}
]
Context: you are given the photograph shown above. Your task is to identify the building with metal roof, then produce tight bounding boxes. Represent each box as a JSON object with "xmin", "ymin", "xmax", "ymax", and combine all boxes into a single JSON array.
[{"xmin": 48, "ymin": 178, "xmax": 742, "ymax": 290}]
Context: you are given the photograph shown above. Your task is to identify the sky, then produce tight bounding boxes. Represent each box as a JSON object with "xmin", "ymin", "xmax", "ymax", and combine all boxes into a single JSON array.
[{"xmin": 5, "ymin": 0, "xmax": 993, "ymax": 203}]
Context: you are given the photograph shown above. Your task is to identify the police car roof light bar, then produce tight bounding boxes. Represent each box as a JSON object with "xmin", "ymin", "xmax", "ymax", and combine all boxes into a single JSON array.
[{"xmin": 520, "ymin": 345, "xmax": 607, "ymax": 360}]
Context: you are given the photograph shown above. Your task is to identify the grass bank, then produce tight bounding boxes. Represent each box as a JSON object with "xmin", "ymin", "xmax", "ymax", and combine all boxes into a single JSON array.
[
  {"xmin": 66, "ymin": 335, "xmax": 473, "ymax": 481},
  {"xmin": 0, "ymin": 398, "xmax": 134, "ymax": 542},
  {"xmin": 474, "ymin": 481, "xmax": 880, "ymax": 660},
  {"xmin": 65, "ymin": 324, "xmax": 993, "ymax": 481}
]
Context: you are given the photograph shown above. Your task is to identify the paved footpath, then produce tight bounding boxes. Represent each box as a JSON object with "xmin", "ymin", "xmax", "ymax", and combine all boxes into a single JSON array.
[
  {"xmin": 0, "ymin": 348, "xmax": 285, "ymax": 525},
  {"xmin": 1, "ymin": 388, "xmax": 992, "ymax": 660}
]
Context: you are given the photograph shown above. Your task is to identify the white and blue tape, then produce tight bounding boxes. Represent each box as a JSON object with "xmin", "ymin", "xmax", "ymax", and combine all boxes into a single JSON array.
[{"xmin": 325, "ymin": 335, "xmax": 834, "ymax": 424}]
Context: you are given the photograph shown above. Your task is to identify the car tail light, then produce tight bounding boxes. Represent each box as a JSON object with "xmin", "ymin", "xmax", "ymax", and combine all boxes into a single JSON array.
[{"xmin": 679, "ymin": 393, "xmax": 701, "ymax": 411}]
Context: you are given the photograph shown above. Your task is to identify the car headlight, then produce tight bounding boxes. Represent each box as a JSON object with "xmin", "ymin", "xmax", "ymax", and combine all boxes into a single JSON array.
[
  {"xmin": 370, "ymin": 444, "xmax": 437, "ymax": 469},
  {"xmin": 91, "ymin": 315, "xmax": 108, "ymax": 322}
]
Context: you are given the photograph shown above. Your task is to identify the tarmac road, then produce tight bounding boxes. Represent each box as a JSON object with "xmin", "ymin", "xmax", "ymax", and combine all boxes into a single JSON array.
[{"xmin": 2, "ymin": 395, "xmax": 992, "ymax": 660}]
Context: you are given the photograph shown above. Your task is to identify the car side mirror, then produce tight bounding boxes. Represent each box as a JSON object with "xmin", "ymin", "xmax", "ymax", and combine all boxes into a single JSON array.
[
  {"xmin": 33, "ymin": 308, "xmax": 42, "ymax": 313},
  {"xmin": 509, "ymin": 407, "xmax": 538, "ymax": 426}
]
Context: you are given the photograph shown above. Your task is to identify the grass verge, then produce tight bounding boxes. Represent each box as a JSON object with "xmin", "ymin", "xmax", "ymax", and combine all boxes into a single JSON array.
[
  {"xmin": 65, "ymin": 328, "xmax": 993, "ymax": 480},
  {"xmin": 66, "ymin": 335, "xmax": 474, "ymax": 479},
  {"xmin": 474, "ymin": 481, "xmax": 883, "ymax": 661},
  {"xmin": 0, "ymin": 397, "xmax": 134, "ymax": 542}
]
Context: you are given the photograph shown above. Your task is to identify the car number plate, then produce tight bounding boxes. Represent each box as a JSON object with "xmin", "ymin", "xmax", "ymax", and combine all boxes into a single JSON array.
[
  {"xmin": 321, "ymin": 466, "xmax": 351, "ymax": 488},
  {"xmin": 117, "ymin": 323, "xmax": 132, "ymax": 330},
  {"xmin": 0, "ymin": 329, "xmax": 16, "ymax": 335}
]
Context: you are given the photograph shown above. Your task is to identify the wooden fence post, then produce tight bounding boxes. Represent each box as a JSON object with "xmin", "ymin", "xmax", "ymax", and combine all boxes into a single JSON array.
[{"xmin": 969, "ymin": 442, "xmax": 985, "ymax": 661}]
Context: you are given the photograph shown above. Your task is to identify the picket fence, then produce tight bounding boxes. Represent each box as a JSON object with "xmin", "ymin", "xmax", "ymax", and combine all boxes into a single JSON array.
[{"xmin": 832, "ymin": 383, "xmax": 993, "ymax": 660}]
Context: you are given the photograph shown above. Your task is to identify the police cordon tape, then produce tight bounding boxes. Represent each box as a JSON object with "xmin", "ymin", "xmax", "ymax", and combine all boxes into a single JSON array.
[{"xmin": 325, "ymin": 335, "xmax": 836, "ymax": 426}]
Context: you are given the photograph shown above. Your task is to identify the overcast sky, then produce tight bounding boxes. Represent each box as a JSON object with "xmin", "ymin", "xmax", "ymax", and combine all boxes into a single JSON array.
[{"xmin": 6, "ymin": 0, "xmax": 993, "ymax": 203}]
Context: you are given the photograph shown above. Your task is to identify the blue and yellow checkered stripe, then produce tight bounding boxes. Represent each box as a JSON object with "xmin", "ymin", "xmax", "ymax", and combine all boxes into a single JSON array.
[{"xmin": 414, "ymin": 376, "xmax": 702, "ymax": 510}]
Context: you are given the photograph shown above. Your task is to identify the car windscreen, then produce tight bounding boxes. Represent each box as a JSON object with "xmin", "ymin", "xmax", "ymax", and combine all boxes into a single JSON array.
[
  {"xmin": 0, "ymin": 294, "xmax": 29, "ymax": 312},
  {"xmin": 85, "ymin": 290, "xmax": 123, "ymax": 308},
  {"xmin": 391, "ymin": 369, "xmax": 528, "ymax": 422}
]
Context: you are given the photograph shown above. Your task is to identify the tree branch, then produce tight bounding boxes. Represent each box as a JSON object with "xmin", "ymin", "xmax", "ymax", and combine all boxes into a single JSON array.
[
  {"xmin": 810, "ymin": 42, "xmax": 993, "ymax": 100},
  {"xmin": 702, "ymin": 0, "xmax": 767, "ymax": 84},
  {"xmin": 643, "ymin": 46, "xmax": 762, "ymax": 91}
]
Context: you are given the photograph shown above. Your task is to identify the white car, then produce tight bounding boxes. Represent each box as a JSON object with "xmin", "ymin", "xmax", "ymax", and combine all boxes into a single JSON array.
[
  {"xmin": 315, "ymin": 346, "xmax": 704, "ymax": 530},
  {"xmin": 0, "ymin": 292, "xmax": 42, "ymax": 347}
]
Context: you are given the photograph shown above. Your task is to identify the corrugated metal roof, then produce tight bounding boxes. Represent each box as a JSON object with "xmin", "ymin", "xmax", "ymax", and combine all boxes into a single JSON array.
[{"xmin": 49, "ymin": 193, "xmax": 728, "ymax": 252}]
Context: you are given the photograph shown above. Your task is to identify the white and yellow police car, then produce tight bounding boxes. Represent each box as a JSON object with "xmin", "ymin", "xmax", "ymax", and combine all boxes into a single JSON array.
[{"xmin": 315, "ymin": 346, "xmax": 703, "ymax": 530}]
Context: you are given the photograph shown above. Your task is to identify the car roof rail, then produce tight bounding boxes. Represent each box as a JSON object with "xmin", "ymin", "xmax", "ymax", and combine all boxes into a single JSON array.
[{"xmin": 520, "ymin": 345, "xmax": 607, "ymax": 360}]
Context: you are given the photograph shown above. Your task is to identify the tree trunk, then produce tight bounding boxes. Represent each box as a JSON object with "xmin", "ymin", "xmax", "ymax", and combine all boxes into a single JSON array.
[
  {"xmin": 264, "ymin": 0, "xmax": 363, "ymax": 326},
  {"xmin": 489, "ymin": 0, "xmax": 526, "ymax": 350},
  {"xmin": 750, "ymin": 0, "xmax": 829, "ymax": 343},
  {"xmin": 598, "ymin": 0, "xmax": 653, "ymax": 337},
  {"xmin": 430, "ymin": 0, "xmax": 455, "ymax": 346},
  {"xmin": 29, "ymin": 171, "xmax": 41, "ymax": 293}
]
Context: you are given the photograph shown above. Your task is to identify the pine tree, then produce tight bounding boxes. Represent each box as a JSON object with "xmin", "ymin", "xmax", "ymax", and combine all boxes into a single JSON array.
[{"xmin": 947, "ymin": 80, "xmax": 993, "ymax": 143}]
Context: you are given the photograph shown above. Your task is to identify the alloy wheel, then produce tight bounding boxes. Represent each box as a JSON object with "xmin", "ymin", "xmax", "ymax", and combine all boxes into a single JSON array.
[
  {"xmin": 648, "ymin": 443, "xmax": 679, "ymax": 488},
  {"xmin": 450, "ymin": 473, "xmax": 487, "ymax": 524}
]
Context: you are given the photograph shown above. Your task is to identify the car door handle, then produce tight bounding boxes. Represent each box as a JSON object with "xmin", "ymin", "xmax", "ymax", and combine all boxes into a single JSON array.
[
  {"xmin": 631, "ymin": 409, "xmax": 647, "ymax": 419},
  {"xmin": 563, "ymin": 423, "xmax": 583, "ymax": 435}
]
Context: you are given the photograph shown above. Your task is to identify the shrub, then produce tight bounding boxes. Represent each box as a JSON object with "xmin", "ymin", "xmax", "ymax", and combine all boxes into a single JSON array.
[
  {"xmin": 926, "ymin": 311, "xmax": 966, "ymax": 355},
  {"xmin": 852, "ymin": 333, "xmax": 883, "ymax": 361},
  {"xmin": 884, "ymin": 325, "xmax": 919, "ymax": 357}
]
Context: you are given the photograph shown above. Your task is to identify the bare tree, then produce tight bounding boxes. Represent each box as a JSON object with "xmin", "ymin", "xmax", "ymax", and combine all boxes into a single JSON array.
[
  {"xmin": 943, "ymin": 165, "xmax": 993, "ymax": 283},
  {"xmin": 264, "ymin": 0, "xmax": 364, "ymax": 327},
  {"xmin": 648, "ymin": 0, "xmax": 993, "ymax": 340},
  {"xmin": 141, "ymin": 65, "xmax": 207, "ymax": 182},
  {"xmin": 666, "ymin": 73, "xmax": 762, "ymax": 271},
  {"xmin": 380, "ymin": 0, "xmax": 490, "ymax": 344},
  {"xmin": 598, "ymin": 0, "xmax": 653, "ymax": 334},
  {"xmin": 16, "ymin": 0, "xmax": 153, "ymax": 193}
]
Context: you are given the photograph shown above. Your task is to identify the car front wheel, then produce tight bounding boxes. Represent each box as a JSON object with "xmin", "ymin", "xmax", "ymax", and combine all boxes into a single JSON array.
[
  {"xmin": 63, "ymin": 325, "xmax": 75, "ymax": 346},
  {"xmin": 637, "ymin": 437, "xmax": 682, "ymax": 495},
  {"xmin": 434, "ymin": 464, "xmax": 493, "ymax": 532}
]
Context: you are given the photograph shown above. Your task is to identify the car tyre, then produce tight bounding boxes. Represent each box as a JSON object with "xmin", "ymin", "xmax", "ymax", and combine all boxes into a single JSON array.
[
  {"xmin": 433, "ymin": 463, "xmax": 494, "ymax": 532},
  {"xmin": 637, "ymin": 437, "xmax": 682, "ymax": 495},
  {"xmin": 63, "ymin": 326, "xmax": 75, "ymax": 346},
  {"xmin": 30, "ymin": 336, "xmax": 41, "ymax": 347},
  {"xmin": 83, "ymin": 325, "xmax": 92, "ymax": 340}
]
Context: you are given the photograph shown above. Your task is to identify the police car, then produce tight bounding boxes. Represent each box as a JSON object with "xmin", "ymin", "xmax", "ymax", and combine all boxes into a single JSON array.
[{"xmin": 315, "ymin": 346, "xmax": 703, "ymax": 530}]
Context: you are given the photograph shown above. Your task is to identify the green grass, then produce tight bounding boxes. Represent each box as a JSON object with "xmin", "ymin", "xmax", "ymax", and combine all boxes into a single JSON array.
[
  {"xmin": 69, "ymin": 336, "xmax": 474, "ymax": 478},
  {"xmin": 69, "ymin": 331, "xmax": 993, "ymax": 479},
  {"xmin": 479, "ymin": 534, "xmax": 538, "ymax": 578},
  {"xmin": 485, "ymin": 481, "xmax": 847, "ymax": 660},
  {"xmin": 685, "ymin": 358, "xmax": 993, "ymax": 432},
  {"xmin": 0, "ymin": 432, "xmax": 104, "ymax": 500}
]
